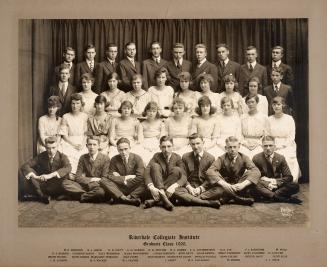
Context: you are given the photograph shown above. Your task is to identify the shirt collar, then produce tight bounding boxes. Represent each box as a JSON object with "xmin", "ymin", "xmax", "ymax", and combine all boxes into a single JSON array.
[
  {"xmin": 127, "ymin": 56, "xmax": 135, "ymax": 62},
  {"xmin": 265, "ymin": 152, "xmax": 274, "ymax": 160},
  {"xmin": 174, "ymin": 58, "xmax": 183, "ymax": 66},
  {"xmin": 89, "ymin": 152, "xmax": 98, "ymax": 162},
  {"xmin": 121, "ymin": 154, "xmax": 129, "ymax": 163},
  {"xmin": 198, "ymin": 58, "xmax": 207, "ymax": 66},
  {"xmin": 106, "ymin": 58, "xmax": 115, "ymax": 64},
  {"xmin": 63, "ymin": 61, "xmax": 73, "ymax": 68},
  {"xmin": 86, "ymin": 59, "xmax": 94, "ymax": 65},
  {"xmin": 272, "ymin": 60, "xmax": 281, "ymax": 67},
  {"xmin": 221, "ymin": 58, "xmax": 229, "ymax": 65},
  {"xmin": 248, "ymin": 61, "xmax": 257, "ymax": 68},
  {"xmin": 152, "ymin": 56, "xmax": 161, "ymax": 62},
  {"xmin": 194, "ymin": 150, "xmax": 204, "ymax": 158},
  {"xmin": 273, "ymin": 82, "xmax": 281, "ymax": 89}
]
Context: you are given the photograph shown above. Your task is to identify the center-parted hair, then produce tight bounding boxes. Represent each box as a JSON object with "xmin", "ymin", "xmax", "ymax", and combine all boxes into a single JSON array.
[
  {"xmin": 154, "ymin": 67, "xmax": 170, "ymax": 81},
  {"xmin": 245, "ymin": 94, "xmax": 259, "ymax": 104},
  {"xmin": 173, "ymin": 43, "xmax": 185, "ymax": 50},
  {"xmin": 81, "ymin": 72, "xmax": 95, "ymax": 83},
  {"xmin": 118, "ymin": 100, "xmax": 134, "ymax": 114},
  {"xmin": 199, "ymin": 73, "xmax": 214, "ymax": 88},
  {"xmin": 70, "ymin": 93, "xmax": 85, "ymax": 110},
  {"xmin": 171, "ymin": 97, "xmax": 187, "ymax": 112},
  {"xmin": 222, "ymin": 74, "xmax": 238, "ymax": 91},
  {"xmin": 220, "ymin": 96, "xmax": 234, "ymax": 109},
  {"xmin": 94, "ymin": 95, "xmax": 110, "ymax": 108},
  {"xmin": 247, "ymin": 76, "xmax": 262, "ymax": 92},
  {"xmin": 142, "ymin": 101, "xmax": 160, "ymax": 118},
  {"xmin": 195, "ymin": 95, "xmax": 217, "ymax": 116}
]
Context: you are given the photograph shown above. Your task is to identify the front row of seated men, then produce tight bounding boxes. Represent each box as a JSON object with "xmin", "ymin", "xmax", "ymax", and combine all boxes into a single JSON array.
[{"xmin": 19, "ymin": 134, "xmax": 301, "ymax": 210}]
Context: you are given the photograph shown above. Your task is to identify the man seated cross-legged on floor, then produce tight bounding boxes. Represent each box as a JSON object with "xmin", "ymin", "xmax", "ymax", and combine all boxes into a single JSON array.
[
  {"xmin": 174, "ymin": 133, "xmax": 221, "ymax": 209},
  {"xmin": 206, "ymin": 136, "xmax": 261, "ymax": 206},
  {"xmin": 143, "ymin": 136, "xmax": 187, "ymax": 211},
  {"xmin": 252, "ymin": 135, "xmax": 301, "ymax": 204},
  {"xmin": 100, "ymin": 137, "xmax": 145, "ymax": 206}
]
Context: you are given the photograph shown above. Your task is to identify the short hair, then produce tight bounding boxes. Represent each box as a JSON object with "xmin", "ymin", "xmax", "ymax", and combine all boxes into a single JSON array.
[
  {"xmin": 195, "ymin": 43, "xmax": 207, "ymax": 51},
  {"xmin": 271, "ymin": 66, "xmax": 284, "ymax": 76},
  {"xmin": 45, "ymin": 136, "xmax": 57, "ymax": 145},
  {"xmin": 58, "ymin": 63, "xmax": 70, "ymax": 72},
  {"xmin": 262, "ymin": 135, "xmax": 275, "ymax": 143},
  {"xmin": 117, "ymin": 137, "xmax": 130, "ymax": 147},
  {"xmin": 160, "ymin": 135, "xmax": 173, "ymax": 144},
  {"xmin": 94, "ymin": 95, "xmax": 110, "ymax": 108},
  {"xmin": 222, "ymin": 74, "xmax": 238, "ymax": 91},
  {"xmin": 106, "ymin": 43, "xmax": 118, "ymax": 50},
  {"xmin": 150, "ymin": 41, "xmax": 161, "ymax": 48},
  {"xmin": 84, "ymin": 44, "xmax": 96, "ymax": 52},
  {"xmin": 81, "ymin": 72, "xmax": 95, "ymax": 83},
  {"xmin": 272, "ymin": 96, "xmax": 286, "ymax": 106},
  {"xmin": 63, "ymin": 47, "xmax": 75, "ymax": 54},
  {"xmin": 178, "ymin": 71, "xmax": 192, "ymax": 82},
  {"xmin": 107, "ymin": 72, "xmax": 120, "ymax": 82},
  {"xmin": 199, "ymin": 73, "xmax": 214, "ymax": 88},
  {"xmin": 245, "ymin": 94, "xmax": 259, "ymax": 103},
  {"xmin": 131, "ymin": 73, "xmax": 143, "ymax": 84},
  {"xmin": 272, "ymin": 45, "xmax": 284, "ymax": 54},
  {"xmin": 125, "ymin": 42, "xmax": 136, "ymax": 49},
  {"xmin": 173, "ymin": 43, "xmax": 185, "ymax": 49},
  {"xmin": 118, "ymin": 100, "xmax": 134, "ymax": 114},
  {"xmin": 248, "ymin": 76, "xmax": 262, "ymax": 92},
  {"xmin": 225, "ymin": 136, "xmax": 240, "ymax": 144},
  {"xmin": 47, "ymin": 96, "xmax": 62, "ymax": 109},
  {"xmin": 195, "ymin": 96, "xmax": 217, "ymax": 116},
  {"xmin": 188, "ymin": 133, "xmax": 203, "ymax": 141},
  {"xmin": 220, "ymin": 96, "xmax": 234, "ymax": 109},
  {"xmin": 154, "ymin": 67, "xmax": 170, "ymax": 81},
  {"xmin": 216, "ymin": 43, "xmax": 229, "ymax": 50},
  {"xmin": 246, "ymin": 45, "xmax": 257, "ymax": 52},
  {"xmin": 70, "ymin": 93, "xmax": 85, "ymax": 107},
  {"xmin": 171, "ymin": 97, "xmax": 187, "ymax": 112},
  {"xmin": 142, "ymin": 101, "xmax": 160, "ymax": 118},
  {"xmin": 86, "ymin": 135, "xmax": 101, "ymax": 144}
]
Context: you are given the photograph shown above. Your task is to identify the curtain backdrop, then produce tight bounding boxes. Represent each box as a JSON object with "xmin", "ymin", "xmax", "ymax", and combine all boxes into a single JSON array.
[{"xmin": 18, "ymin": 19, "xmax": 309, "ymax": 180}]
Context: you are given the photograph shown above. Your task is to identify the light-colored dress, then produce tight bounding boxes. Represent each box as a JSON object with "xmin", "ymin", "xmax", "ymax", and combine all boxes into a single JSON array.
[
  {"xmin": 196, "ymin": 91, "xmax": 222, "ymax": 114},
  {"xmin": 240, "ymin": 112, "xmax": 269, "ymax": 158},
  {"xmin": 87, "ymin": 114, "xmax": 112, "ymax": 155},
  {"xmin": 101, "ymin": 89, "xmax": 125, "ymax": 117},
  {"xmin": 242, "ymin": 94, "xmax": 268, "ymax": 116},
  {"xmin": 79, "ymin": 91, "xmax": 98, "ymax": 116},
  {"xmin": 175, "ymin": 91, "xmax": 198, "ymax": 117},
  {"xmin": 59, "ymin": 112, "xmax": 88, "ymax": 174},
  {"xmin": 124, "ymin": 90, "xmax": 153, "ymax": 116},
  {"xmin": 148, "ymin": 86, "xmax": 174, "ymax": 117},
  {"xmin": 37, "ymin": 115, "xmax": 62, "ymax": 154},
  {"xmin": 220, "ymin": 91, "xmax": 245, "ymax": 116},
  {"xmin": 268, "ymin": 114, "xmax": 300, "ymax": 182}
]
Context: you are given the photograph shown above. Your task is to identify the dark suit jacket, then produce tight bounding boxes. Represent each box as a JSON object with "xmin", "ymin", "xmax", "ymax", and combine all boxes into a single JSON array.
[
  {"xmin": 75, "ymin": 61, "xmax": 100, "ymax": 93},
  {"xmin": 53, "ymin": 63, "xmax": 76, "ymax": 86},
  {"xmin": 266, "ymin": 62, "xmax": 294, "ymax": 87},
  {"xmin": 21, "ymin": 151, "xmax": 71, "ymax": 178},
  {"xmin": 142, "ymin": 58, "xmax": 168, "ymax": 89},
  {"xmin": 192, "ymin": 60, "xmax": 219, "ymax": 92},
  {"xmin": 252, "ymin": 152, "xmax": 293, "ymax": 188},
  {"xmin": 48, "ymin": 83, "xmax": 76, "ymax": 115},
  {"xmin": 182, "ymin": 151, "xmax": 215, "ymax": 189},
  {"xmin": 238, "ymin": 63, "xmax": 268, "ymax": 96},
  {"xmin": 216, "ymin": 60, "xmax": 241, "ymax": 93},
  {"xmin": 263, "ymin": 83, "xmax": 295, "ymax": 116},
  {"xmin": 118, "ymin": 58, "xmax": 141, "ymax": 92},
  {"xmin": 166, "ymin": 59, "xmax": 192, "ymax": 91},
  {"xmin": 206, "ymin": 152, "xmax": 260, "ymax": 185},
  {"xmin": 106, "ymin": 153, "xmax": 144, "ymax": 186},
  {"xmin": 144, "ymin": 152, "xmax": 187, "ymax": 186},
  {"xmin": 96, "ymin": 59, "xmax": 119, "ymax": 93},
  {"xmin": 75, "ymin": 153, "xmax": 110, "ymax": 189}
]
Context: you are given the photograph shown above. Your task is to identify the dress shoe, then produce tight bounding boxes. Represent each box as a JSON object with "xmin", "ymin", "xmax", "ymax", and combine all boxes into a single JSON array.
[
  {"xmin": 233, "ymin": 195, "xmax": 254, "ymax": 206},
  {"xmin": 159, "ymin": 192, "xmax": 174, "ymax": 211},
  {"xmin": 39, "ymin": 196, "xmax": 50, "ymax": 204},
  {"xmin": 56, "ymin": 195, "xmax": 72, "ymax": 201},
  {"xmin": 120, "ymin": 195, "xmax": 141, "ymax": 206},
  {"xmin": 274, "ymin": 195, "xmax": 302, "ymax": 205},
  {"xmin": 144, "ymin": 199, "xmax": 158, "ymax": 209}
]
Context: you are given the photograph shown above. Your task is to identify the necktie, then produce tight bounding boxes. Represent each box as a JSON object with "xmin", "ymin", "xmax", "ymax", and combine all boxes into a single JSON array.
[
  {"xmin": 49, "ymin": 157, "xmax": 54, "ymax": 171},
  {"xmin": 89, "ymin": 62, "xmax": 94, "ymax": 71},
  {"xmin": 249, "ymin": 63, "xmax": 253, "ymax": 72},
  {"xmin": 221, "ymin": 61, "xmax": 225, "ymax": 70},
  {"xmin": 274, "ymin": 85, "xmax": 279, "ymax": 92},
  {"xmin": 123, "ymin": 156, "xmax": 128, "ymax": 170},
  {"xmin": 61, "ymin": 83, "xmax": 67, "ymax": 96},
  {"xmin": 156, "ymin": 58, "xmax": 160, "ymax": 65},
  {"xmin": 273, "ymin": 62, "xmax": 277, "ymax": 68},
  {"xmin": 177, "ymin": 60, "xmax": 181, "ymax": 69},
  {"xmin": 194, "ymin": 154, "xmax": 200, "ymax": 177},
  {"xmin": 111, "ymin": 61, "xmax": 115, "ymax": 68},
  {"xmin": 164, "ymin": 156, "xmax": 169, "ymax": 176},
  {"xmin": 130, "ymin": 59, "xmax": 135, "ymax": 67}
]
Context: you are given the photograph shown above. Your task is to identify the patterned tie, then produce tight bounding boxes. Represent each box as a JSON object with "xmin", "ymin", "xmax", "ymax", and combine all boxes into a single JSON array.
[
  {"xmin": 274, "ymin": 85, "xmax": 279, "ymax": 92},
  {"xmin": 89, "ymin": 61, "xmax": 94, "ymax": 71}
]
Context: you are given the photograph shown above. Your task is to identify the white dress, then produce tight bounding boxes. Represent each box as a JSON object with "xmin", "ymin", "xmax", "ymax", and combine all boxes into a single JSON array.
[
  {"xmin": 175, "ymin": 91, "xmax": 198, "ymax": 117},
  {"xmin": 79, "ymin": 91, "xmax": 98, "ymax": 116},
  {"xmin": 101, "ymin": 89, "xmax": 125, "ymax": 117},
  {"xmin": 124, "ymin": 90, "xmax": 153, "ymax": 116},
  {"xmin": 220, "ymin": 91, "xmax": 245, "ymax": 116},
  {"xmin": 148, "ymin": 86, "xmax": 174, "ymax": 117},
  {"xmin": 37, "ymin": 115, "xmax": 62, "ymax": 154},
  {"xmin": 242, "ymin": 94, "xmax": 269, "ymax": 116},
  {"xmin": 268, "ymin": 114, "xmax": 300, "ymax": 182}
]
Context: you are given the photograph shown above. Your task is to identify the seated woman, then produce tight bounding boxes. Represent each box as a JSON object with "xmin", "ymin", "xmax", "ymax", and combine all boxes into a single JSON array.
[
  {"xmin": 124, "ymin": 74, "xmax": 153, "ymax": 117},
  {"xmin": 174, "ymin": 71, "xmax": 198, "ymax": 117},
  {"xmin": 139, "ymin": 102, "xmax": 165, "ymax": 164},
  {"xmin": 100, "ymin": 72, "xmax": 125, "ymax": 117},
  {"xmin": 109, "ymin": 100, "xmax": 143, "ymax": 157},
  {"xmin": 216, "ymin": 96, "xmax": 242, "ymax": 154},
  {"xmin": 164, "ymin": 98, "xmax": 192, "ymax": 156},
  {"xmin": 268, "ymin": 96, "xmax": 300, "ymax": 182},
  {"xmin": 240, "ymin": 95, "xmax": 269, "ymax": 158},
  {"xmin": 37, "ymin": 96, "xmax": 62, "ymax": 154},
  {"xmin": 195, "ymin": 73, "xmax": 221, "ymax": 114},
  {"xmin": 191, "ymin": 96, "xmax": 224, "ymax": 157},
  {"xmin": 87, "ymin": 95, "xmax": 112, "ymax": 155},
  {"xmin": 59, "ymin": 93, "xmax": 88, "ymax": 174},
  {"xmin": 219, "ymin": 74, "xmax": 244, "ymax": 116},
  {"xmin": 78, "ymin": 73, "xmax": 98, "ymax": 116},
  {"xmin": 242, "ymin": 76, "xmax": 268, "ymax": 115},
  {"xmin": 148, "ymin": 67, "xmax": 175, "ymax": 118}
]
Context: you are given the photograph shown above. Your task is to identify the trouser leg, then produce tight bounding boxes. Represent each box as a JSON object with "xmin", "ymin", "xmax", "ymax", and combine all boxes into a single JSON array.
[
  {"xmin": 81, "ymin": 186, "xmax": 106, "ymax": 202},
  {"xmin": 61, "ymin": 179, "xmax": 86, "ymax": 199},
  {"xmin": 199, "ymin": 186, "xmax": 225, "ymax": 200},
  {"xmin": 100, "ymin": 178, "xmax": 126, "ymax": 199},
  {"xmin": 274, "ymin": 182, "xmax": 299, "ymax": 199}
]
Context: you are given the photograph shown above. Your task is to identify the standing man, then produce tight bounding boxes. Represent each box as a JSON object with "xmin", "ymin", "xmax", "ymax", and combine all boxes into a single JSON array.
[
  {"xmin": 192, "ymin": 43, "xmax": 218, "ymax": 92},
  {"xmin": 266, "ymin": 46, "xmax": 294, "ymax": 87},
  {"xmin": 96, "ymin": 43, "xmax": 119, "ymax": 92},
  {"xmin": 142, "ymin": 41, "xmax": 168, "ymax": 89},
  {"xmin": 174, "ymin": 133, "xmax": 221, "ymax": 208},
  {"xmin": 252, "ymin": 136, "xmax": 301, "ymax": 203},
  {"xmin": 238, "ymin": 46, "xmax": 268, "ymax": 96},
  {"xmin": 215, "ymin": 43, "xmax": 240, "ymax": 93},
  {"xmin": 100, "ymin": 138, "xmax": 145, "ymax": 206},
  {"xmin": 206, "ymin": 136, "xmax": 261, "ymax": 205},
  {"xmin": 118, "ymin": 42, "xmax": 141, "ymax": 92},
  {"xmin": 144, "ymin": 136, "xmax": 187, "ymax": 211},
  {"xmin": 52, "ymin": 46, "xmax": 76, "ymax": 86},
  {"xmin": 166, "ymin": 43, "xmax": 192, "ymax": 91}
]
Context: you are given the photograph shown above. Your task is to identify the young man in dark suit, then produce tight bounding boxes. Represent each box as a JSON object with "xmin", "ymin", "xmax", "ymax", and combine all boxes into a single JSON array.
[
  {"xmin": 19, "ymin": 137, "xmax": 72, "ymax": 204},
  {"xmin": 100, "ymin": 138, "xmax": 145, "ymax": 206},
  {"xmin": 143, "ymin": 136, "xmax": 187, "ymax": 211},
  {"xmin": 61, "ymin": 136, "xmax": 110, "ymax": 202},
  {"xmin": 96, "ymin": 43, "xmax": 119, "ymax": 93},
  {"xmin": 238, "ymin": 46, "xmax": 268, "ymax": 96},
  {"xmin": 206, "ymin": 136, "xmax": 261, "ymax": 205},
  {"xmin": 252, "ymin": 136, "xmax": 301, "ymax": 203},
  {"xmin": 142, "ymin": 41, "xmax": 168, "ymax": 89},
  {"xmin": 48, "ymin": 64, "xmax": 76, "ymax": 115},
  {"xmin": 266, "ymin": 46, "xmax": 294, "ymax": 87},
  {"xmin": 118, "ymin": 42, "xmax": 141, "ymax": 92},
  {"xmin": 75, "ymin": 44, "xmax": 100, "ymax": 93},
  {"xmin": 192, "ymin": 43, "xmax": 219, "ymax": 92},
  {"xmin": 166, "ymin": 43, "xmax": 192, "ymax": 91},
  {"xmin": 263, "ymin": 67, "xmax": 295, "ymax": 116},
  {"xmin": 174, "ymin": 133, "xmax": 221, "ymax": 208},
  {"xmin": 52, "ymin": 46, "xmax": 76, "ymax": 86},
  {"xmin": 215, "ymin": 43, "xmax": 240, "ymax": 93}
]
